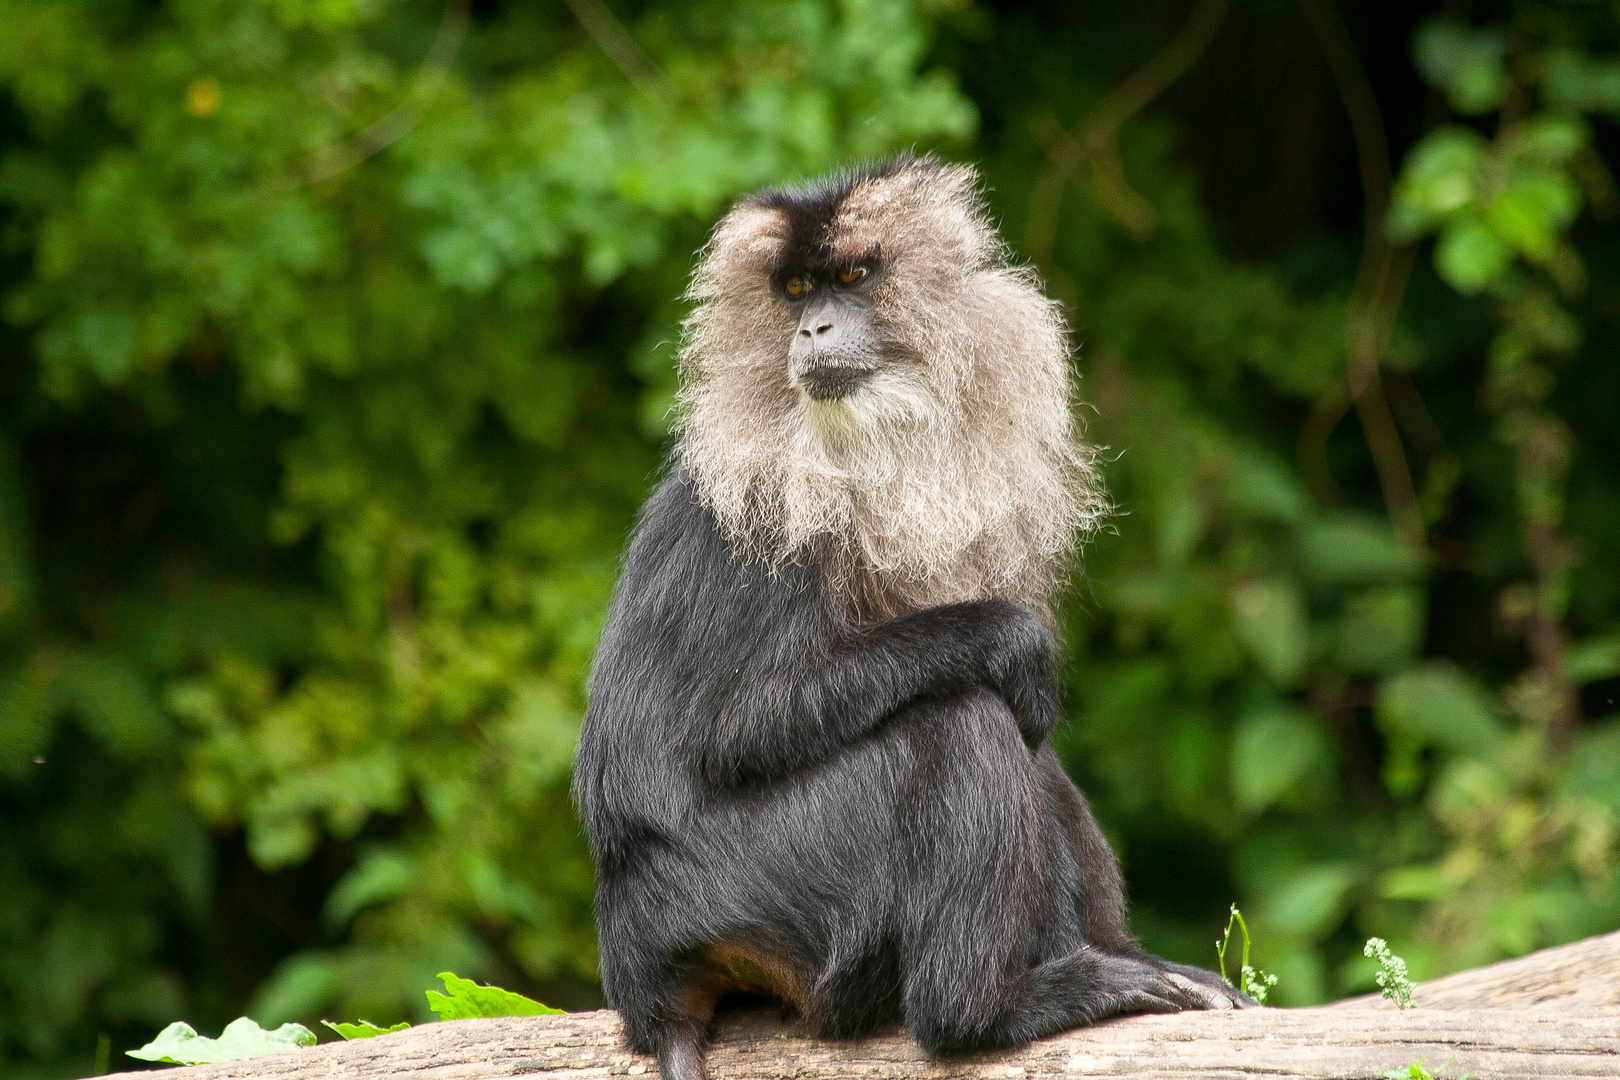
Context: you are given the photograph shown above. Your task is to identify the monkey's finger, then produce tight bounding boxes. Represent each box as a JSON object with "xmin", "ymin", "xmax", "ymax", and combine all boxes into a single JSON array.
[
  {"xmin": 1164, "ymin": 972, "xmax": 1236, "ymax": 1010},
  {"xmin": 1123, "ymin": 990, "xmax": 1187, "ymax": 1015}
]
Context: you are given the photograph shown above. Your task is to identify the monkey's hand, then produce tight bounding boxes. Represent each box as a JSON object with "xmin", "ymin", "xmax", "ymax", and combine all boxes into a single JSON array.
[{"xmin": 983, "ymin": 601, "xmax": 1060, "ymax": 750}]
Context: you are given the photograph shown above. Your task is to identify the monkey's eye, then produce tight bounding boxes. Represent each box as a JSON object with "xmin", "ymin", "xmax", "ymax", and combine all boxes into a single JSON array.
[
  {"xmin": 836, "ymin": 266, "xmax": 869, "ymax": 286},
  {"xmin": 784, "ymin": 275, "xmax": 811, "ymax": 298}
]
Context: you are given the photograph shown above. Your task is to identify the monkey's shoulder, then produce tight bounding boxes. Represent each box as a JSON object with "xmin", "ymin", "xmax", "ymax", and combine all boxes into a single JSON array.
[
  {"xmin": 614, "ymin": 471, "xmax": 819, "ymax": 613},
  {"xmin": 587, "ymin": 472, "xmax": 824, "ymax": 718},
  {"xmin": 626, "ymin": 472, "xmax": 727, "ymax": 566}
]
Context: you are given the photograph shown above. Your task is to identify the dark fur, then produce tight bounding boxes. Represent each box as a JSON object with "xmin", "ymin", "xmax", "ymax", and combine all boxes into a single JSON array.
[
  {"xmin": 748, "ymin": 156, "xmax": 908, "ymax": 279},
  {"xmin": 575, "ymin": 476, "xmax": 1247, "ymax": 1080}
]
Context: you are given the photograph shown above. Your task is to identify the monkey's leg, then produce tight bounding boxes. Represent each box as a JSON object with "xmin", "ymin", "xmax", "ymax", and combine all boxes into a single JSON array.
[
  {"xmin": 1033, "ymin": 746, "xmax": 1135, "ymax": 953},
  {"xmin": 896, "ymin": 690, "xmax": 1211, "ymax": 1054},
  {"xmin": 595, "ymin": 881, "xmax": 737, "ymax": 1080},
  {"xmin": 1034, "ymin": 746, "xmax": 1253, "ymax": 1011},
  {"xmin": 599, "ymin": 732, "xmax": 907, "ymax": 1075}
]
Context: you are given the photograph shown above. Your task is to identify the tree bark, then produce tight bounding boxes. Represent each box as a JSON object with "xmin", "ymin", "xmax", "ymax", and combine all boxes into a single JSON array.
[{"xmin": 111, "ymin": 930, "xmax": 1620, "ymax": 1080}]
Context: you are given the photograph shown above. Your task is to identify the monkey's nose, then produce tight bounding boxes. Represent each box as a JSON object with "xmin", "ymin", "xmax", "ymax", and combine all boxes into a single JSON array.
[{"xmin": 797, "ymin": 321, "xmax": 834, "ymax": 339}]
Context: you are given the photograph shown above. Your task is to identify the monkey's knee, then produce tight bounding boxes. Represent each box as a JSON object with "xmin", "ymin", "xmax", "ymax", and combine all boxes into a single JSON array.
[
  {"xmin": 903, "ymin": 690, "xmax": 1041, "ymax": 847},
  {"xmin": 905, "ymin": 686, "xmax": 1031, "ymax": 772}
]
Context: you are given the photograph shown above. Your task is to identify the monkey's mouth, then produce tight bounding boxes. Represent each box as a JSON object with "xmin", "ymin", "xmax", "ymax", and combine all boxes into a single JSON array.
[{"xmin": 798, "ymin": 365, "xmax": 876, "ymax": 402}]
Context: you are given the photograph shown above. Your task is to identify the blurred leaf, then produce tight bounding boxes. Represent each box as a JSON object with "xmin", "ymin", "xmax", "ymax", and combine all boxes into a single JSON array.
[
  {"xmin": 55, "ymin": 653, "xmax": 172, "ymax": 757},
  {"xmin": 1565, "ymin": 636, "xmax": 1620, "ymax": 685},
  {"xmin": 1430, "ymin": 757, "xmax": 1510, "ymax": 829},
  {"xmin": 424, "ymin": 972, "xmax": 562, "ymax": 1019},
  {"xmin": 248, "ymin": 953, "xmax": 346, "ymax": 1026},
  {"xmin": 321, "ymin": 849, "xmax": 416, "ymax": 931},
  {"xmin": 1378, "ymin": 864, "xmax": 1450, "ymax": 902},
  {"xmin": 320, "ymin": 1019, "xmax": 410, "ymax": 1040},
  {"xmin": 1377, "ymin": 665, "xmax": 1505, "ymax": 755},
  {"xmin": 1231, "ymin": 705, "xmax": 1333, "ymax": 813},
  {"xmin": 126, "ymin": 1018, "xmax": 314, "ymax": 1065},
  {"xmin": 1389, "ymin": 128, "xmax": 1487, "ymax": 239},
  {"xmin": 1297, "ymin": 515, "xmax": 1421, "ymax": 586},
  {"xmin": 1337, "ymin": 587, "xmax": 1426, "ymax": 674},
  {"xmin": 1155, "ymin": 494, "xmax": 1206, "ymax": 567},
  {"xmin": 1231, "ymin": 580, "xmax": 1308, "ymax": 685},
  {"xmin": 0, "ymin": 661, "xmax": 54, "ymax": 771},
  {"xmin": 1561, "ymin": 724, "xmax": 1620, "ymax": 816},
  {"xmin": 1414, "ymin": 19, "xmax": 1507, "ymax": 114},
  {"xmin": 1544, "ymin": 49, "xmax": 1620, "ymax": 112},
  {"xmin": 1486, "ymin": 169, "xmax": 1581, "ymax": 260},
  {"xmin": 1436, "ymin": 217, "xmax": 1513, "ymax": 292},
  {"xmin": 1260, "ymin": 863, "xmax": 1358, "ymax": 938},
  {"xmin": 1517, "ymin": 115, "xmax": 1588, "ymax": 163},
  {"xmin": 1224, "ymin": 449, "xmax": 1311, "ymax": 525},
  {"xmin": 1261, "ymin": 947, "xmax": 1328, "ymax": 1007}
]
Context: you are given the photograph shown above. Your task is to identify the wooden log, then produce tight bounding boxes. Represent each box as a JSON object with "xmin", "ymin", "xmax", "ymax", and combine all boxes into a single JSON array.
[{"xmin": 110, "ymin": 930, "xmax": 1620, "ymax": 1080}]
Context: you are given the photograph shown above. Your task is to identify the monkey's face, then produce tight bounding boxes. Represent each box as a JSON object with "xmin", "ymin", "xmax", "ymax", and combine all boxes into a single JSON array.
[
  {"xmin": 778, "ymin": 262, "xmax": 884, "ymax": 403},
  {"xmin": 682, "ymin": 157, "xmax": 1014, "ymax": 441},
  {"xmin": 774, "ymin": 247, "xmax": 943, "ymax": 441}
]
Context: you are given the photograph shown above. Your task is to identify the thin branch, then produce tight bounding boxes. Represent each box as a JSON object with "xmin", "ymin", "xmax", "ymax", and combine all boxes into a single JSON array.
[
  {"xmin": 1383, "ymin": 369, "xmax": 1448, "ymax": 462},
  {"xmin": 1023, "ymin": 115, "xmax": 1074, "ymax": 267},
  {"xmin": 1354, "ymin": 353, "xmax": 1424, "ymax": 547},
  {"xmin": 1295, "ymin": 0, "xmax": 1390, "ymax": 272},
  {"xmin": 562, "ymin": 0, "xmax": 673, "ymax": 106},
  {"xmin": 1296, "ymin": 382, "xmax": 1350, "ymax": 507},
  {"xmin": 1295, "ymin": 0, "xmax": 1426, "ymax": 550},
  {"xmin": 289, "ymin": 0, "xmax": 471, "ymax": 189},
  {"xmin": 1348, "ymin": 247, "xmax": 1424, "ymax": 548},
  {"xmin": 1080, "ymin": 0, "xmax": 1234, "ymax": 238},
  {"xmin": 1025, "ymin": 0, "xmax": 1231, "ymax": 257}
]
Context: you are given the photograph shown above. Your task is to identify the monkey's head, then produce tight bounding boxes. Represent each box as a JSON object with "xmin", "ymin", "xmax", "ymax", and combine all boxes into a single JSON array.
[{"xmin": 676, "ymin": 155, "xmax": 1106, "ymax": 619}]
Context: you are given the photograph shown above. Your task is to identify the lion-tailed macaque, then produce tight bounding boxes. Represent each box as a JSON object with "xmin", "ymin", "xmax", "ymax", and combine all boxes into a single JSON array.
[{"xmin": 575, "ymin": 155, "xmax": 1250, "ymax": 1080}]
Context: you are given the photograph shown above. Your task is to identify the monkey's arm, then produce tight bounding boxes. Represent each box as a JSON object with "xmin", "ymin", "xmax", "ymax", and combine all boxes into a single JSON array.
[
  {"xmin": 593, "ymin": 477, "xmax": 1057, "ymax": 789},
  {"xmin": 695, "ymin": 598, "xmax": 1058, "ymax": 788}
]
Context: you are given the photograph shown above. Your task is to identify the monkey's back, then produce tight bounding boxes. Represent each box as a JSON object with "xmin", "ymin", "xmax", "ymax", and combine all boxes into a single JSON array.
[{"xmin": 575, "ymin": 473, "xmax": 916, "ymax": 1033}]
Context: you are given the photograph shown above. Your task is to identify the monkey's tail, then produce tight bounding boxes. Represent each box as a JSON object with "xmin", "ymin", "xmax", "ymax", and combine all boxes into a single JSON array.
[{"xmin": 654, "ymin": 1021, "xmax": 708, "ymax": 1080}]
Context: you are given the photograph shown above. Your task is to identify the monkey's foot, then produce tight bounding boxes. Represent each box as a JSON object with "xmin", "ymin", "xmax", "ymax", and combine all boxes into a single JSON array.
[
  {"xmin": 1151, "ymin": 958, "xmax": 1258, "ymax": 1010},
  {"xmin": 1063, "ymin": 952, "xmax": 1226, "ymax": 1021}
]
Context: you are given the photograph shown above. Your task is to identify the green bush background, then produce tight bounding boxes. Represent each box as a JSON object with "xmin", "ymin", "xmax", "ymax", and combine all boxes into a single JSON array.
[{"xmin": 3, "ymin": 0, "xmax": 1619, "ymax": 1074}]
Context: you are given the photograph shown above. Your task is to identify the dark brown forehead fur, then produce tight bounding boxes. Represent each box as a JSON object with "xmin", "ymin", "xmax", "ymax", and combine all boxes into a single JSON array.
[{"xmin": 744, "ymin": 154, "xmax": 915, "ymax": 277}]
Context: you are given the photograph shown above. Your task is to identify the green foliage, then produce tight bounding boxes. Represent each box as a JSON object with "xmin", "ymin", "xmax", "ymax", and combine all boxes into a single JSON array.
[
  {"xmin": 963, "ymin": 0, "xmax": 1620, "ymax": 1014},
  {"xmin": 126, "ymin": 1018, "xmax": 315, "ymax": 1066},
  {"xmin": 1364, "ymin": 938, "xmax": 1416, "ymax": 1010},
  {"xmin": 0, "ymin": 0, "xmax": 972, "ymax": 1072},
  {"xmin": 320, "ymin": 1019, "xmax": 410, "ymax": 1040},
  {"xmin": 423, "ymin": 972, "xmax": 561, "ymax": 1020},
  {"xmin": 1379, "ymin": 1056, "xmax": 1474, "ymax": 1080},
  {"xmin": 1414, "ymin": 20, "xmax": 1507, "ymax": 116},
  {"xmin": 1214, "ymin": 905, "xmax": 1277, "ymax": 1005},
  {"xmin": 1390, "ymin": 115, "xmax": 1586, "ymax": 293}
]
